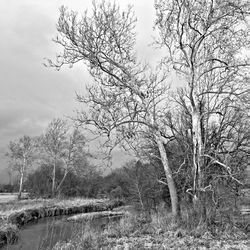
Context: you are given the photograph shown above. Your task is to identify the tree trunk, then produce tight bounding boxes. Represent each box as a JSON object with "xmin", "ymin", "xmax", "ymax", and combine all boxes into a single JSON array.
[
  {"xmin": 52, "ymin": 159, "xmax": 56, "ymax": 197},
  {"xmin": 191, "ymin": 102, "xmax": 206, "ymax": 220},
  {"xmin": 191, "ymin": 109, "xmax": 203, "ymax": 196},
  {"xmin": 18, "ymin": 157, "xmax": 27, "ymax": 200},
  {"xmin": 56, "ymin": 169, "xmax": 68, "ymax": 194},
  {"xmin": 135, "ymin": 182, "xmax": 144, "ymax": 210},
  {"xmin": 157, "ymin": 138, "xmax": 181, "ymax": 222},
  {"xmin": 18, "ymin": 171, "xmax": 24, "ymax": 200}
]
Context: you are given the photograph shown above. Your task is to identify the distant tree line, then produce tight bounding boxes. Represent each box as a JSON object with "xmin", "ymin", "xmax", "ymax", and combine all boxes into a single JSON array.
[
  {"xmin": 24, "ymin": 158, "xmax": 171, "ymax": 211},
  {"xmin": 5, "ymin": 118, "xmax": 93, "ymax": 199}
]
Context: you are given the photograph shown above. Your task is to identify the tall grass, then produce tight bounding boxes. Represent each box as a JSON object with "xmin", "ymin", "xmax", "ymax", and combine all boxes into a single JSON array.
[
  {"xmin": 51, "ymin": 203, "xmax": 249, "ymax": 250},
  {"xmin": 51, "ymin": 211, "xmax": 160, "ymax": 250}
]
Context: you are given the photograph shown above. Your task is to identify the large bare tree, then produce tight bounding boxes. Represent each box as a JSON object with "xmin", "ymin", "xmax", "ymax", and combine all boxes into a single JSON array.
[
  {"xmin": 47, "ymin": 2, "xmax": 181, "ymax": 220},
  {"xmin": 155, "ymin": 0, "xmax": 250, "ymax": 211}
]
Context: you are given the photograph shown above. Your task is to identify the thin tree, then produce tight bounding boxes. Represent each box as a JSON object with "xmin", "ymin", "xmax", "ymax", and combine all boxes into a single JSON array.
[
  {"xmin": 56, "ymin": 128, "xmax": 89, "ymax": 194},
  {"xmin": 40, "ymin": 118, "xmax": 89, "ymax": 197},
  {"xmin": 155, "ymin": 0, "xmax": 250, "ymax": 212},
  {"xmin": 40, "ymin": 118, "xmax": 68, "ymax": 197},
  {"xmin": 6, "ymin": 136, "xmax": 36, "ymax": 200}
]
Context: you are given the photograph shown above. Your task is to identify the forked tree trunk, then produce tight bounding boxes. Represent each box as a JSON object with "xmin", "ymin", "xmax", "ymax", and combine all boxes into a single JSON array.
[
  {"xmin": 157, "ymin": 138, "xmax": 181, "ymax": 222},
  {"xmin": 135, "ymin": 182, "xmax": 144, "ymax": 210},
  {"xmin": 56, "ymin": 169, "xmax": 68, "ymax": 194}
]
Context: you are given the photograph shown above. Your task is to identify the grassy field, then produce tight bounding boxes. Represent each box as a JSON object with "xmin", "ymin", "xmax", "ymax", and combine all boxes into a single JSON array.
[
  {"xmin": 0, "ymin": 193, "xmax": 18, "ymax": 203},
  {"xmin": 0, "ymin": 193, "xmax": 29, "ymax": 204}
]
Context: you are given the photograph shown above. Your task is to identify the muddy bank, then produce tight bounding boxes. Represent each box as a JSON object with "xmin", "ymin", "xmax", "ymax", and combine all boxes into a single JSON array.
[{"xmin": 0, "ymin": 199, "xmax": 123, "ymax": 248}]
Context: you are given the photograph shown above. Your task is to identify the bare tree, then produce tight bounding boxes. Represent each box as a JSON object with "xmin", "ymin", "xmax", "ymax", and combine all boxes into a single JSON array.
[
  {"xmin": 40, "ymin": 118, "xmax": 68, "ymax": 197},
  {"xmin": 47, "ymin": 2, "xmax": 181, "ymax": 220},
  {"xmin": 56, "ymin": 128, "xmax": 89, "ymax": 194},
  {"xmin": 155, "ymin": 0, "xmax": 250, "ymax": 213},
  {"xmin": 123, "ymin": 161, "xmax": 147, "ymax": 209},
  {"xmin": 40, "ymin": 118, "xmax": 89, "ymax": 197},
  {"xmin": 6, "ymin": 136, "xmax": 36, "ymax": 200},
  {"xmin": 122, "ymin": 160, "xmax": 164, "ymax": 210}
]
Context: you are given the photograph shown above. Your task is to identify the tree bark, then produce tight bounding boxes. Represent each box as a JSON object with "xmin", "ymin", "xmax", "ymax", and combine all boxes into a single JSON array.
[
  {"xmin": 135, "ymin": 182, "xmax": 144, "ymax": 210},
  {"xmin": 18, "ymin": 157, "xmax": 27, "ymax": 200},
  {"xmin": 157, "ymin": 137, "xmax": 181, "ymax": 222},
  {"xmin": 18, "ymin": 171, "xmax": 24, "ymax": 200},
  {"xmin": 191, "ymin": 102, "xmax": 206, "ymax": 220},
  {"xmin": 56, "ymin": 169, "xmax": 68, "ymax": 194},
  {"xmin": 52, "ymin": 158, "xmax": 56, "ymax": 197},
  {"xmin": 191, "ymin": 108, "xmax": 203, "ymax": 196}
]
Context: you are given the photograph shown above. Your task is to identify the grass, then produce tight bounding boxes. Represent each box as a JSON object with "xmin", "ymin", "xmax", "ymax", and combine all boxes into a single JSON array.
[
  {"xmin": 67, "ymin": 210, "xmax": 127, "ymax": 222},
  {"xmin": 51, "ymin": 206, "xmax": 250, "ymax": 250},
  {"xmin": 0, "ymin": 193, "xmax": 29, "ymax": 204}
]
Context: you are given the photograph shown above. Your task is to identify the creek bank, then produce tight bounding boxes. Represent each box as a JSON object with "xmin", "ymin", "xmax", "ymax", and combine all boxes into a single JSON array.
[
  {"xmin": 67, "ymin": 210, "xmax": 127, "ymax": 222},
  {"xmin": 0, "ymin": 222, "xmax": 19, "ymax": 248},
  {"xmin": 0, "ymin": 199, "xmax": 123, "ymax": 248},
  {"xmin": 6, "ymin": 199, "xmax": 123, "ymax": 226}
]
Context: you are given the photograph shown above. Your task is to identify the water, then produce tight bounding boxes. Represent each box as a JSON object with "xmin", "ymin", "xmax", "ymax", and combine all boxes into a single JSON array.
[{"xmin": 3, "ymin": 215, "xmax": 119, "ymax": 250}]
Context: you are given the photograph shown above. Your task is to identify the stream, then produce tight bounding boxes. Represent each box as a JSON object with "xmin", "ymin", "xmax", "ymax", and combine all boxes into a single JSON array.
[{"xmin": 3, "ymin": 214, "xmax": 119, "ymax": 250}]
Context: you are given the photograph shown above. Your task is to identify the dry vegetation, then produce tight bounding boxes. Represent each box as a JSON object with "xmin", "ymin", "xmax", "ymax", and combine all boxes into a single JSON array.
[
  {"xmin": 0, "ymin": 222, "xmax": 19, "ymax": 248},
  {"xmin": 0, "ymin": 198, "xmax": 110, "ymax": 217},
  {"xmin": 52, "ymin": 210, "xmax": 250, "ymax": 250}
]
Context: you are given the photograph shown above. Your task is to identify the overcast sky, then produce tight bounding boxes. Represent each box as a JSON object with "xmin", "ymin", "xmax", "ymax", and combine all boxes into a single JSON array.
[{"xmin": 0, "ymin": 0, "xmax": 161, "ymax": 182}]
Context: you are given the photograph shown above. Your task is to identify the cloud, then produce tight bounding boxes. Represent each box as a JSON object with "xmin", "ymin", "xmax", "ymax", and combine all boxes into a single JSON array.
[{"xmin": 0, "ymin": 0, "xmax": 159, "ymax": 179}]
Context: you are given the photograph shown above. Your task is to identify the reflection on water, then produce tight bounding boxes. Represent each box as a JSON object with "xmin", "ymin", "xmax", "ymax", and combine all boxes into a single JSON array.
[{"xmin": 3, "ymin": 215, "xmax": 118, "ymax": 250}]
